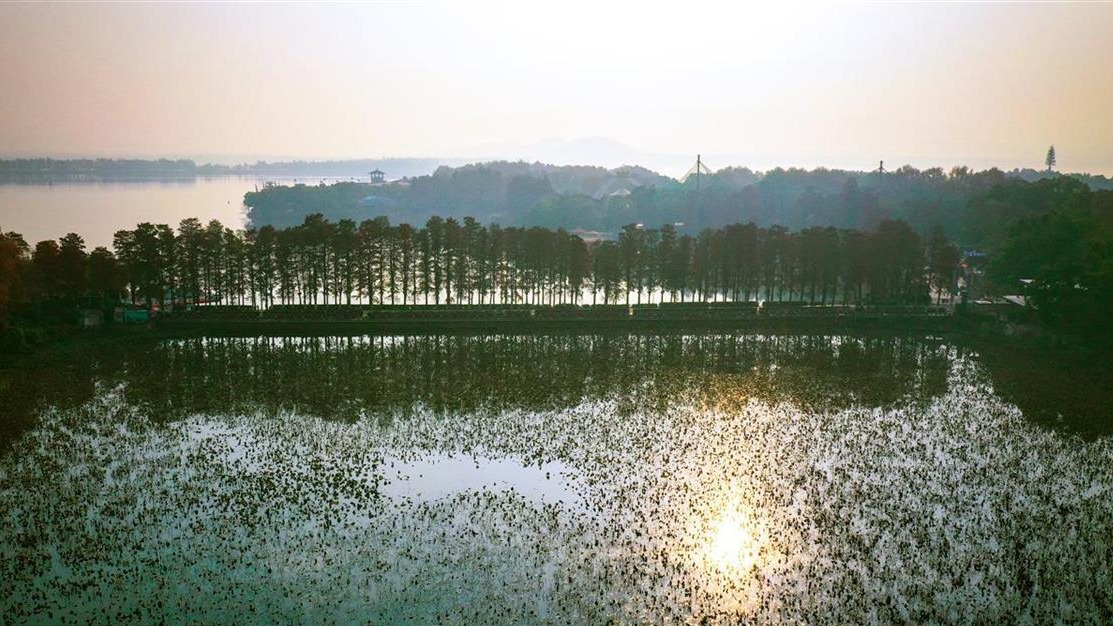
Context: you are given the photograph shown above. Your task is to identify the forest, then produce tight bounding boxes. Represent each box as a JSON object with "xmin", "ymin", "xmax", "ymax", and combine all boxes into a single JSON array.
[{"xmin": 244, "ymin": 161, "xmax": 1113, "ymax": 243}]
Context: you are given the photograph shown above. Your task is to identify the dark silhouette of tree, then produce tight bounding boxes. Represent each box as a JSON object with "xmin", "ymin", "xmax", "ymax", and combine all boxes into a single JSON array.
[
  {"xmin": 200, "ymin": 220, "xmax": 225, "ymax": 304},
  {"xmin": 868, "ymin": 220, "xmax": 926, "ymax": 304},
  {"xmin": 0, "ymin": 230, "xmax": 28, "ymax": 328},
  {"xmin": 57, "ymin": 233, "xmax": 87, "ymax": 302},
  {"xmin": 87, "ymin": 247, "xmax": 122, "ymax": 305},
  {"xmin": 250, "ymin": 226, "xmax": 278, "ymax": 308},
  {"xmin": 591, "ymin": 240, "xmax": 622, "ymax": 305},
  {"xmin": 332, "ymin": 219, "xmax": 358, "ymax": 306},
  {"xmin": 989, "ymin": 200, "xmax": 1113, "ymax": 338},
  {"xmin": 618, "ymin": 224, "xmax": 647, "ymax": 305},
  {"xmin": 31, "ymin": 240, "xmax": 62, "ymax": 302},
  {"xmin": 1046, "ymin": 145, "xmax": 1056, "ymax": 172},
  {"xmin": 927, "ymin": 226, "xmax": 960, "ymax": 304},
  {"xmin": 176, "ymin": 218, "xmax": 204, "ymax": 307},
  {"xmin": 425, "ymin": 216, "xmax": 445, "ymax": 305},
  {"xmin": 396, "ymin": 223, "xmax": 417, "ymax": 305}
]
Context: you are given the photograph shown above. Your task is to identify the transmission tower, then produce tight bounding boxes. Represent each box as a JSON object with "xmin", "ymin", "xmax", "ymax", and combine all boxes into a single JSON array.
[{"xmin": 680, "ymin": 154, "xmax": 713, "ymax": 191}]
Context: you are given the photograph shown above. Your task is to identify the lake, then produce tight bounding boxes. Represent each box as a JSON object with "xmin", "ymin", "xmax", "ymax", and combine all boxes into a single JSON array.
[
  {"xmin": 0, "ymin": 176, "xmax": 359, "ymax": 248},
  {"xmin": 1, "ymin": 333, "xmax": 1111, "ymax": 624}
]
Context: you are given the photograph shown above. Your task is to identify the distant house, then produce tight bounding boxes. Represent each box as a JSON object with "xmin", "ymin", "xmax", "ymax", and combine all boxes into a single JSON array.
[{"xmin": 369, "ymin": 169, "xmax": 385, "ymax": 183}]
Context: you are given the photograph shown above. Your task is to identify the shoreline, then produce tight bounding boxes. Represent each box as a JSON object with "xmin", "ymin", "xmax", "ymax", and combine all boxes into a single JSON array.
[
  {"xmin": 3, "ymin": 305, "xmax": 1096, "ymax": 357},
  {"xmin": 151, "ymin": 314, "xmax": 964, "ymax": 338}
]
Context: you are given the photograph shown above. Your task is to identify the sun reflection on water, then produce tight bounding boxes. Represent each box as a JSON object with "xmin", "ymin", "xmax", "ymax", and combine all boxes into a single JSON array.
[
  {"xmin": 706, "ymin": 506, "xmax": 765, "ymax": 574},
  {"xmin": 678, "ymin": 495, "xmax": 774, "ymax": 620}
]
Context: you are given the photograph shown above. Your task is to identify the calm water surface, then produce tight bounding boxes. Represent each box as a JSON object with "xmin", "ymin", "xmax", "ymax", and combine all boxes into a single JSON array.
[
  {"xmin": 0, "ymin": 176, "xmax": 359, "ymax": 247},
  {"xmin": 1, "ymin": 334, "xmax": 1111, "ymax": 625}
]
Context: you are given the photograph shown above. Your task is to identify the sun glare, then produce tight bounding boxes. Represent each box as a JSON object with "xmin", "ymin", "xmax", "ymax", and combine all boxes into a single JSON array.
[{"xmin": 707, "ymin": 508, "xmax": 763, "ymax": 573}]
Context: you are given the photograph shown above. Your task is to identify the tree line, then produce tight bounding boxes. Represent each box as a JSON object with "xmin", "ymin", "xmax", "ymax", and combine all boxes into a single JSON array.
[
  {"xmin": 0, "ymin": 215, "xmax": 954, "ymax": 331},
  {"xmin": 245, "ymin": 161, "xmax": 1113, "ymax": 243},
  {"xmin": 0, "ymin": 157, "xmax": 459, "ymax": 183}
]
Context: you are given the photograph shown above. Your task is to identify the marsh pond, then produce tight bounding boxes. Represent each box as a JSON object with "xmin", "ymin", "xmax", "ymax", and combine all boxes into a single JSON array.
[{"xmin": 2, "ymin": 333, "xmax": 1111, "ymax": 624}]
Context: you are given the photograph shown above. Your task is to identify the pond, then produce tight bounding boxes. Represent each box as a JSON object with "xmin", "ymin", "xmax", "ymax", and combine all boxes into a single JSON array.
[{"xmin": 1, "ymin": 333, "xmax": 1111, "ymax": 624}]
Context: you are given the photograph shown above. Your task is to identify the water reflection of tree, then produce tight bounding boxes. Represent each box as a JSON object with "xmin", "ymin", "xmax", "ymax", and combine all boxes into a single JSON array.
[
  {"xmin": 87, "ymin": 334, "xmax": 951, "ymax": 424},
  {"xmin": 973, "ymin": 342, "xmax": 1113, "ymax": 439}
]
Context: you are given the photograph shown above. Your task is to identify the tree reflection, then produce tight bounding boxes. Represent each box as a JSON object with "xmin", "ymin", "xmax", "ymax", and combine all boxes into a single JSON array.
[{"xmin": 1, "ymin": 334, "xmax": 954, "ymax": 448}]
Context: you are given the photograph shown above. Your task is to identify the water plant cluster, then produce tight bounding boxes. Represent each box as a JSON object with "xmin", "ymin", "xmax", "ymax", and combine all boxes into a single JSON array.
[{"xmin": 2, "ymin": 348, "xmax": 1111, "ymax": 624}]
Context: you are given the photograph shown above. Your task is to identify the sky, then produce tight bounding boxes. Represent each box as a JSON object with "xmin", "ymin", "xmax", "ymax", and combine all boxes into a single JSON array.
[{"xmin": 1, "ymin": 1, "xmax": 1112, "ymax": 177}]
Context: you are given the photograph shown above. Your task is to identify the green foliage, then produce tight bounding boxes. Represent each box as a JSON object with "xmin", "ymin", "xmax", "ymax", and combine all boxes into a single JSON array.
[
  {"xmin": 244, "ymin": 163, "xmax": 1113, "ymax": 249},
  {"xmin": 989, "ymin": 190, "xmax": 1113, "ymax": 338}
]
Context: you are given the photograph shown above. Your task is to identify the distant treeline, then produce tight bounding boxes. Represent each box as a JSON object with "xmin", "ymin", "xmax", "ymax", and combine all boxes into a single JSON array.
[
  {"xmin": 0, "ymin": 158, "xmax": 461, "ymax": 183},
  {"xmin": 245, "ymin": 161, "xmax": 1113, "ymax": 245},
  {"xmin": 0, "ymin": 158, "xmax": 204, "ymax": 181}
]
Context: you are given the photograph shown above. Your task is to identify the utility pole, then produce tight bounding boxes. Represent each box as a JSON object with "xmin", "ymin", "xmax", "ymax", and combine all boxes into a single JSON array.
[{"xmin": 696, "ymin": 154, "xmax": 702, "ymax": 193}]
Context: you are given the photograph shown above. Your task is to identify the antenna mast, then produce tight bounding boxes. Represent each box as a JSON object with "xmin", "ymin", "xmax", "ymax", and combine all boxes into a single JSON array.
[{"xmin": 681, "ymin": 155, "xmax": 711, "ymax": 189}]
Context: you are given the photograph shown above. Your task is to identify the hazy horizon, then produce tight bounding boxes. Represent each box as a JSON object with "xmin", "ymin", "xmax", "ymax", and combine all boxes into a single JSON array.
[
  {"xmin": 1, "ymin": 137, "xmax": 1106, "ymax": 183},
  {"xmin": 2, "ymin": 2, "xmax": 1112, "ymax": 178}
]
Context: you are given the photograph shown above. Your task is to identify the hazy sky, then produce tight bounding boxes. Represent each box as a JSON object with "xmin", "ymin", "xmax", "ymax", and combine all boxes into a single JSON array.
[{"xmin": 2, "ymin": 1, "xmax": 1112, "ymax": 175}]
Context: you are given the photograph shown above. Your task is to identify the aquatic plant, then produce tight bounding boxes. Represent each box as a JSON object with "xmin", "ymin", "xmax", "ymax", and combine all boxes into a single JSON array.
[{"xmin": 2, "ymin": 352, "xmax": 1111, "ymax": 624}]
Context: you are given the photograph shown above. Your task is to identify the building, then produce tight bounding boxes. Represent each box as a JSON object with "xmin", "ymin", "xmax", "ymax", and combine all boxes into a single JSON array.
[{"xmin": 369, "ymin": 169, "xmax": 385, "ymax": 183}]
